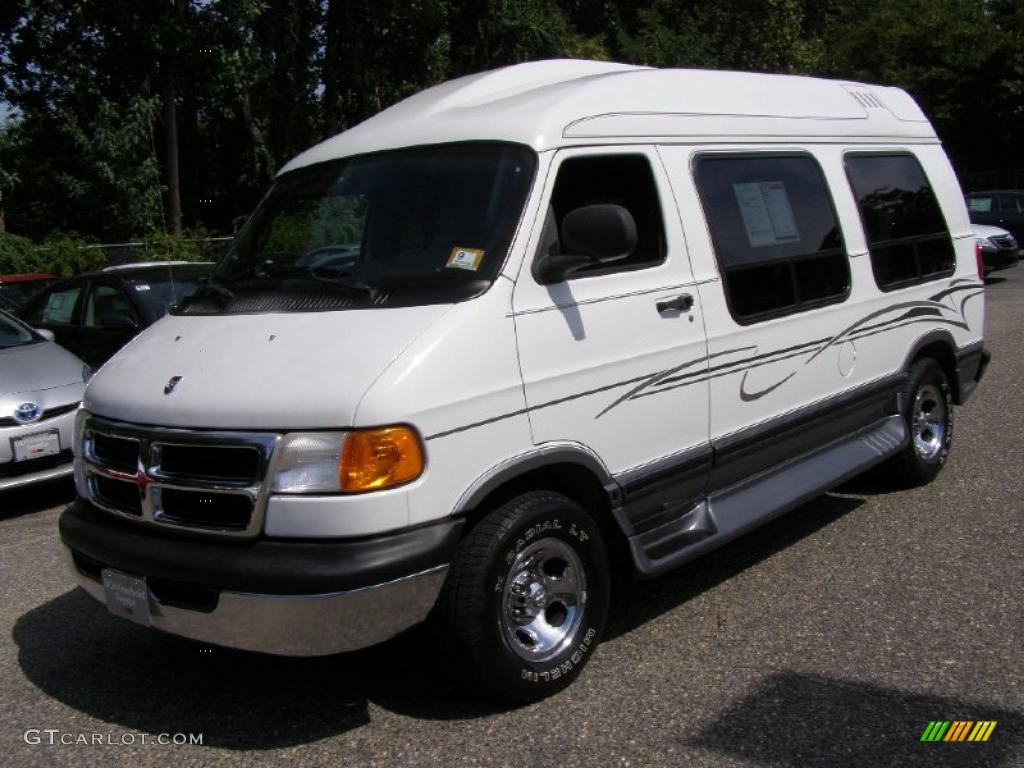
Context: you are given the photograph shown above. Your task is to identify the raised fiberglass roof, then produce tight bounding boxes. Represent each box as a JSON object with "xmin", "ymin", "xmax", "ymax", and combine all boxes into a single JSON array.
[{"xmin": 279, "ymin": 59, "xmax": 936, "ymax": 175}]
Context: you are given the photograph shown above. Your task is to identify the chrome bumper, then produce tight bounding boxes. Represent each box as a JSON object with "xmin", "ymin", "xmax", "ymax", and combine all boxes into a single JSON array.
[
  {"xmin": 0, "ymin": 460, "xmax": 73, "ymax": 492},
  {"xmin": 64, "ymin": 545, "xmax": 447, "ymax": 656}
]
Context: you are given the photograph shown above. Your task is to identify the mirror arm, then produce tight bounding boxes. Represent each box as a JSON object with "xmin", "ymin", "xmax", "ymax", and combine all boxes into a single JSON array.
[{"xmin": 532, "ymin": 252, "xmax": 594, "ymax": 285}]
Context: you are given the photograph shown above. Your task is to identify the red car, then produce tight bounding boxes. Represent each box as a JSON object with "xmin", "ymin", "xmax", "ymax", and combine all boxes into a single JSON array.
[{"xmin": 0, "ymin": 273, "xmax": 59, "ymax": 312}]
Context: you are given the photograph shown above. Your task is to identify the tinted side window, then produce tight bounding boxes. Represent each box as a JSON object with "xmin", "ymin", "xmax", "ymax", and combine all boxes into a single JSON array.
[
  {"xmin": 967, "ymin": 195, "xmax": 995, "ymax": 213},
  {"xmin": 694, "ymin": 154, "xmax": 849, "ymax": 322},
  {"xmin": 1001, "ymin": 194, "xmax": 1024, "ymax": 215},
  {"xmin": 845, "ymin": 154, "xmax": 954, "ymax": 290},
  {"xmin": 544, "ymin": 154, "xmax": 665, "ymax": 277},
  {"xmin": 25, "ymin": 285, "xmax": 82, "ymax": 325},
  {"xmin": 85, "ymin": 285, "xmax": 139, "ymax": 328}
]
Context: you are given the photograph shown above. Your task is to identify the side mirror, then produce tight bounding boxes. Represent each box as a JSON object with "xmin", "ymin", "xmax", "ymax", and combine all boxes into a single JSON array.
[
  {"xmin": 35, "ymin": 328, "xmax": 56, "ymax": 342},
  {"xmin": 532, "ymin": 204, "xmax": 638, "ymax": 285}
]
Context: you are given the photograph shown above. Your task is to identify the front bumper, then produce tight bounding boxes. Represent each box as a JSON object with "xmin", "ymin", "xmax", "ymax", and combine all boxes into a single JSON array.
[
  {"xmin": 0, "ymin": 451, "xmax": 74, "ymax": 491},
  {"xmin": 60, "ymin": 498, "xmax": 463, "ymax": 655},
  {"xmin": 0, "ymin": 403, "xmax": 78, "ymax": 491}
]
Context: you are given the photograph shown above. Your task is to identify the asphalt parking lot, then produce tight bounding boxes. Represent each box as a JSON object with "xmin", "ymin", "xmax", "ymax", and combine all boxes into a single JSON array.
[{"xmin": 2, "ymin": 268, "xmax": 1022, "ymax": 768}]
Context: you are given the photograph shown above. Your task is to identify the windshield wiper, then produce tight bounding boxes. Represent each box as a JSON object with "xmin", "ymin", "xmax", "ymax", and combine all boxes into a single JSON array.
[{"xmin": 267, "ymin": 266, "xmax": 377, "ymax": 298}]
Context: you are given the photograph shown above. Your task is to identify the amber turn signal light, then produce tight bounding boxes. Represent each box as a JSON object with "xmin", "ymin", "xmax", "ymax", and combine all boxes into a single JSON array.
[{"xmin": 339, "ymin": 426, "xmax": 424, "ymax": 492}]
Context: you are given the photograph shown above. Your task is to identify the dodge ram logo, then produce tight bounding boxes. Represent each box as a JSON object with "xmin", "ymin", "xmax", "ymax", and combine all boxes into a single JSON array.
[{"xmin": 164, "ymin": 376, "xmax": 183, "ymax": 395}]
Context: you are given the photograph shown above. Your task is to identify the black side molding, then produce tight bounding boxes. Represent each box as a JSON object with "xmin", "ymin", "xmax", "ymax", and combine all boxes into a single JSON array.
[{"xmin": 629, "ymin": 415, "xmax": 908, "ymax": 577}]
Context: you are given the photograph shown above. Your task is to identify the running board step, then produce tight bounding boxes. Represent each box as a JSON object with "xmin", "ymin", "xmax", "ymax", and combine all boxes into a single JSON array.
[{"xmin": 629, "ymin": 415, "xmax": 908, "ymax": 577}]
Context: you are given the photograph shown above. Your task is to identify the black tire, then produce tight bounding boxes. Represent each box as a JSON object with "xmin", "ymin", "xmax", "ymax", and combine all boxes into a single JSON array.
[
  {"xmin": 439, "ymin": 490, "xmax": 609, "ymax": 703},
  {"xmin": 888, "ymin": 358, "xmax": 953, "ymax": 487}
]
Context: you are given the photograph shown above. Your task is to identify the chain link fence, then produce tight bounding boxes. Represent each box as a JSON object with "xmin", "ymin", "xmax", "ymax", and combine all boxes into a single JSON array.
[{"xmin": 86, "ymin": 236, "xmax": 234, "ymax": 268}]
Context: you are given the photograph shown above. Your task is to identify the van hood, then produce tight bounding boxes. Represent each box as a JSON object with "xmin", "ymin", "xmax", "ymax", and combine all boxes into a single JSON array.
[{"xmin": 84, "ymin": 306, "xmax": 451, "ymax": 429}]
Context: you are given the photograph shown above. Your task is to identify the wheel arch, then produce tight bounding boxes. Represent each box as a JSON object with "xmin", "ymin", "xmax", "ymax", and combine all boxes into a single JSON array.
[
  {"xmin": 453, "ymin": 444, "xmax": 626, "ymax": 557},
  {"xmin": 902, "ymin": 330, "xmax": 962, "ymax": 403}
]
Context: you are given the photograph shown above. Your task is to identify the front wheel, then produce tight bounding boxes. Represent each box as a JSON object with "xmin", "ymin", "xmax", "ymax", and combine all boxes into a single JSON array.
[
  {"xmin": 889, "ymin": 358, "xmax": 953, "ymax": 486},
  {"xmin": 439, "ymin": 490, "xmax": 609, "ymax": 702}
]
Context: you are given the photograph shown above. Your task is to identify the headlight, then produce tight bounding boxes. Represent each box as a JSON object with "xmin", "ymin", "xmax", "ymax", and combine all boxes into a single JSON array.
[
  {"xmin": 271, "ymin": 432, "xmax": 346, "ymax": 493},
  {"xmin": 72, "ymin": 409, "xmax": 89, "ymax": 456},
  {"xmin": 975, "ymin": 236, "xmax": 994, "ymax": 251},
  {"xmin": 271, "ymin": 426, "xmax": 425, "ymax": 494},
  {"xmin": 72, "ymin": 409, "xmax": 90, "ymax": 497}
]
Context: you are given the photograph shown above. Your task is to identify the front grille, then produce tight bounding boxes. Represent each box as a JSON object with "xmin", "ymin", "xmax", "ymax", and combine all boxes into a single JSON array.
[
  {"xmin": 0, "ymin": 402, "xmax": 79, "ymax": 428},
  {"xmin": 91, "ymin": 433, "xmax": 140, "ymax": 473},
  {"xmin": 157, "ymin": 444, "xmax": 261, "ymax": 484},
  {"xmin": 991, "ymin": 234, "xmax": 1018, "ymax": 250},
  {"xmin": 79, "ymin": 416, "xmax": 276, "ymax": 537},
  {"xmin": 0, "ymin": 449, "xmax": 73, "ymax": 478},
  {"xmin": 157, "ymin": 487, "xmax": 253, "ymax": 530},
  {"xmin": 92, "ymin": 475, "xmax": 143, "ymax": 516}
]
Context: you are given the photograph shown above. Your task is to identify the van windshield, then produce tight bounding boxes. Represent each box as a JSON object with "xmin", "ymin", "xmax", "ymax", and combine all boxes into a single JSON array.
[{"xmin": 179, "ymin": 143, "xmax": 536, "ymax": 314}]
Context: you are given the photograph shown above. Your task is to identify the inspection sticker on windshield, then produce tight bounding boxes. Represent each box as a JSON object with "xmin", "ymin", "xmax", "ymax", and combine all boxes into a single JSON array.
[{"xmin": 447, "ymin": 247, "xmax": 485, "ymax": 271}]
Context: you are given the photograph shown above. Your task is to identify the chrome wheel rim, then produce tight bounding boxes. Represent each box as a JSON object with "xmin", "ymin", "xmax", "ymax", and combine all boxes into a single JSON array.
[
  {"xmin": 912, "ymin": 383, "xmax": 946, "ymax": 461},
  {"xmin": 501, "ymin": 538, "xmax": 587, "ymax": 662}
]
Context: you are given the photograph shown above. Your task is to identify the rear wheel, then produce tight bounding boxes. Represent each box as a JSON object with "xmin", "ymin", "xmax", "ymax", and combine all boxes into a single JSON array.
[
  {"xmin": 889, "ymin": 358, "xmax": 953, "ymax": 486},
  {"xmin": 440, "ymin": 490, "xmax": 609, "ymax": 702}
]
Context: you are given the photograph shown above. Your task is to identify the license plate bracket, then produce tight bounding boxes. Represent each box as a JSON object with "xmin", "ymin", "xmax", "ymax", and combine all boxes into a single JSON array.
[
  {"xmin": 101, "ymin": 569, "xmax": 152, "ymax": 627},
  {"xmin": 11, "ymin": 429, "xmax": 60, "ymax": 462}
]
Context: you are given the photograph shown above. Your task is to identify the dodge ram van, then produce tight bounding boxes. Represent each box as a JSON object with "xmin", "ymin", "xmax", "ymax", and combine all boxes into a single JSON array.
[{"xmin": 60, "ymin": 60, "xmax": 988, "ymax": 701}]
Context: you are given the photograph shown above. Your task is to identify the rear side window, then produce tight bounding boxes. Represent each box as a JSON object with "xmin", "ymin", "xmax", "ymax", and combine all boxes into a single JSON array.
[
  {"xmin": 845, "ymin": 154, "xmax": 954, "ymax": 290},
  {"xmin": 25, "ymin": 285, "xmax": 82, "ymax": 325},
  {"xmin": 545, "ymin": 154, "xmax": 666, "ymax": 277},
  {"xmin": 967, "ymin": 195, "xmax": 995, "ymax": 213},
  {"xmin": 694, "ymin": 154, "xmax": 849, "ymax": 322}
]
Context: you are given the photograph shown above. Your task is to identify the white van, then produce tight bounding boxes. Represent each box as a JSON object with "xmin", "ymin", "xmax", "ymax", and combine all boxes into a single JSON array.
[{"xmin": 61, "ymin": 60, "xmax": 989, "ymax": 701}]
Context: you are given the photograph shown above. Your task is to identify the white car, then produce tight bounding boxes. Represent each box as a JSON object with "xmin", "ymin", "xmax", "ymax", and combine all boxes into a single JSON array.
[
  {"xmin": 60, "ymin": 61, "xmax": 987, "ymax": 702},
  {"xmin": 0, "ymin": 310, "xmax": 87, "ymax": 491}
]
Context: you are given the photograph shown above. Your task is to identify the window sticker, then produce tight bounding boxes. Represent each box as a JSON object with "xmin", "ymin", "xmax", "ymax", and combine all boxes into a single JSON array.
[
  {"xmin": 447, "ymin": 247, "xmax": 485, "ymax": 271},
  {"xmin": 734, "ymin": 181, "xmax": 800, "ymax": 247},
  {"xmin": 132, "ymin": 283, "xmax": 151, "ymax": 291}
]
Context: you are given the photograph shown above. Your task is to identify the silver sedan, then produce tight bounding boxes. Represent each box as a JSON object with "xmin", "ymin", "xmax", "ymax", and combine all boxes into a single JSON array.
[{"xmin": 0, "ymin": 310, "xmax": 88, "ymax": 492}]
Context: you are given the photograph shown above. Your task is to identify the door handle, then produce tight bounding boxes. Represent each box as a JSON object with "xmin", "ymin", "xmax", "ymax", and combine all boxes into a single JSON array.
[{"xmin": 656, "ymin": 293, "xmax": 694, "ymax": 314}]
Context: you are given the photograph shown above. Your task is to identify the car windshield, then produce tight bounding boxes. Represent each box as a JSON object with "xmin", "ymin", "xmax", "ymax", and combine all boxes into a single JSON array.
[
  {"xmin": 178, "ymin": 143, "xmax": 536, "ymax": 314},
  {"xmin": 0, "ymin": 311, "xmax": 38, "ymax": 349}
]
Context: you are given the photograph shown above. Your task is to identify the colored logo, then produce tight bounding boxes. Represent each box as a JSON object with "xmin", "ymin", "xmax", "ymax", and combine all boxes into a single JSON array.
[
  {"xmin": 164, "ymin": 376, "xmax": 183, "ymax": 395},
  {"xmin": 921, "ymin": 721, "xmax": 997, "ymax": 742},
  {"xmin": 13, "ymin": 402, "xmax": 42, "ymax": 424}
]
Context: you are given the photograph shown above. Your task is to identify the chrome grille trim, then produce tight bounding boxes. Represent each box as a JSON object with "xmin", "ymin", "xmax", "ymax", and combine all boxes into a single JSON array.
[{"xmin": 79, "ymin": 415, "xmax": 281, "ymax": 538}]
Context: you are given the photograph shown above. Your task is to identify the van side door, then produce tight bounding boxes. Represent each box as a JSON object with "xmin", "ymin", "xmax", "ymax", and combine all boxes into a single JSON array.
[
  {"xmin": 661, "ymin": 148, "xmax": 871, "ymax": 493},
  {"xmin": 512, "ymin": 147, "xmax": 712, "ymax": 535}
]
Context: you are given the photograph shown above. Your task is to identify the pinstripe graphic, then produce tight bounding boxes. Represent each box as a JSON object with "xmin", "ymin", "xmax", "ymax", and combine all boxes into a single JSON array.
[
  {"xmin": 608, "ymin": 278, "xmax": 983, "ymax": 411},
  {"xmin": 426, "ymin": 280, "xmax": 983, "ymax": 438}
]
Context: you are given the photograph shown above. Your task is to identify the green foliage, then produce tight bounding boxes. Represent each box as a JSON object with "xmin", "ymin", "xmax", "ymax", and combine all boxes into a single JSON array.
[
  {"xmin": 0, "ymin": 0, "xmax": 1022, "ymax": 245},
  {"xmin": 0, "ymin": 230, "xmax": 224, "ymax": 276},
  {"xmin": 263, "ymin": 196, "xmax": 367, "ymax": 254},
  {"xmin": 0, "ymin": 232, "xmax": 38, "ymax": 273}
]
